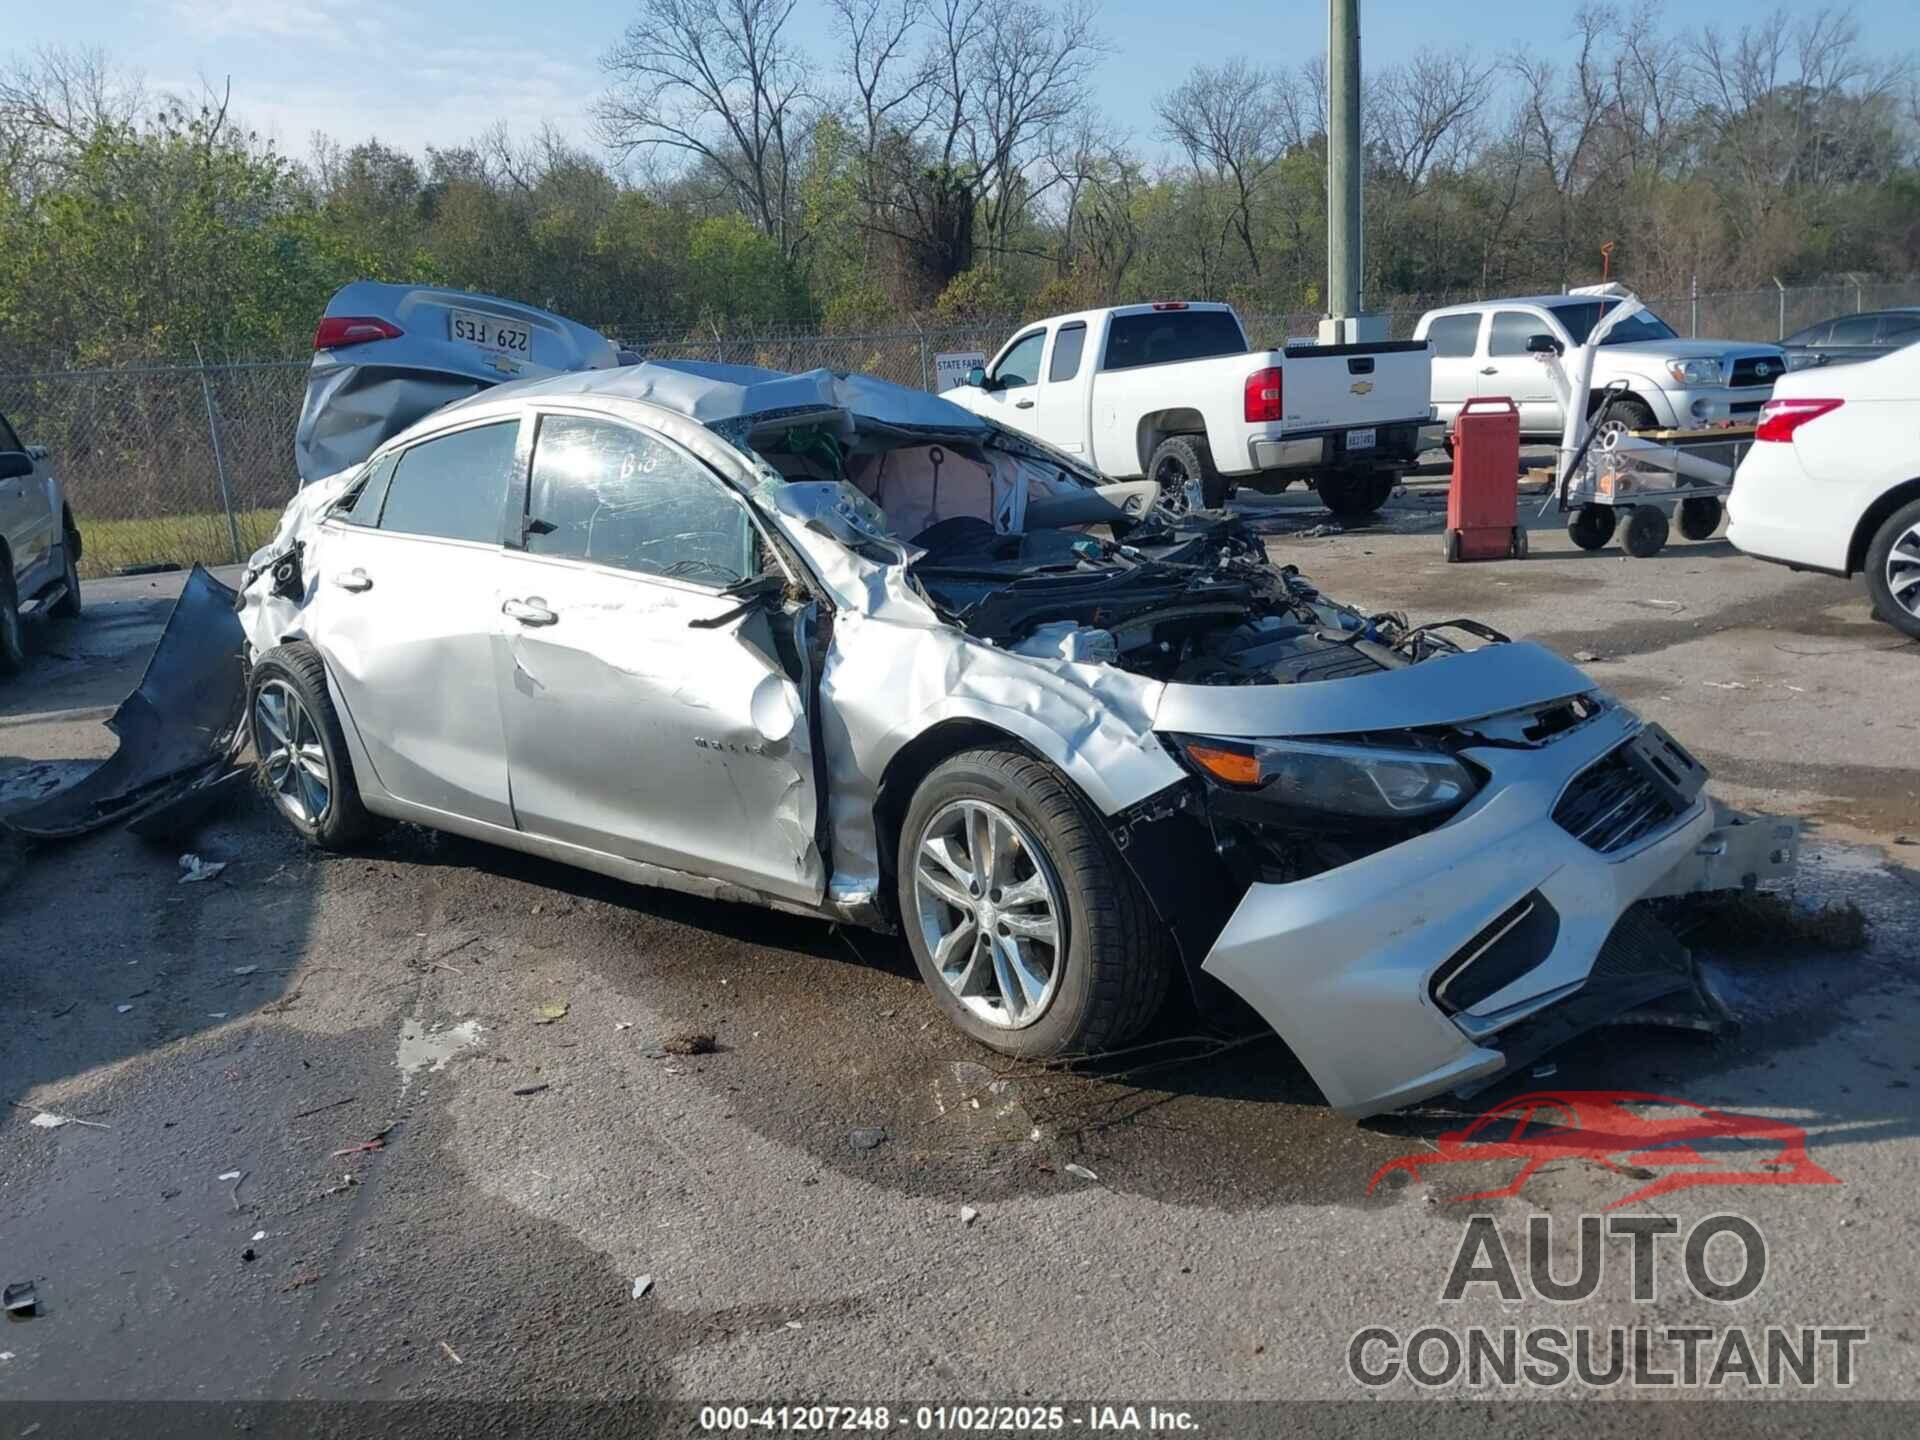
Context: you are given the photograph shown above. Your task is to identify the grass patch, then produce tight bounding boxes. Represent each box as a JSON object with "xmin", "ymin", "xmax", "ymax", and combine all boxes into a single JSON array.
[{"xmin": 77, "ymin": 509, "xmax": 282, "ymax": 579}]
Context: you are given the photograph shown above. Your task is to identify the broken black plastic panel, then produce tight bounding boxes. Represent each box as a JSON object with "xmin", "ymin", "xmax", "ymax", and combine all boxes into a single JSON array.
[{"xmin": 3, "ymin": 566, "xmax": 248, "ymax": 841}]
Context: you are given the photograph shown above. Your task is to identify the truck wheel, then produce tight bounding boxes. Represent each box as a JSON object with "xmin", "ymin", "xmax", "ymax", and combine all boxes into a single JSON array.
[
  {"xmin": 1863, "ymin": 496, "xmax": 1920, "ymax": 641},
  {"xmin": 1621, "ymin": 505, "xmax": 1669, "ymax": 558},
  {"xmin": 248, "ymin": 642, "xmax": 379, "ymax": 850},
  {"xmin": 1148, "ymin": 435, "xmax": 1226, "ymax": 514},
  {"xmin": 0, "ymin": 561, "xmax": 25, "ymax": 676},
  {"xmin": 1568, "ymin": 504, "xmax": 1617, "ymax": 551},
  {"xmin": 1677, "ymin": 496, "xmax": 1723, "ymax": 541},
  {"xmin": 1317, "ymin": 471, "xmax": 1392, "ymax": 522},
  {"xmin": 50, "ymin": 523, "xmax": 83, "ymax": 619},
  {"xmin": 897, "ymin": 748, "xmax": 1172, "ymax": 1060}
]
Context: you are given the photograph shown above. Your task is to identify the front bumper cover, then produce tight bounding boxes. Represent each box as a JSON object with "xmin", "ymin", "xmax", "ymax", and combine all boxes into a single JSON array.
[{"xmin": 1196, "ymin": 707, "xmax": 1797, "ymax": 1117}]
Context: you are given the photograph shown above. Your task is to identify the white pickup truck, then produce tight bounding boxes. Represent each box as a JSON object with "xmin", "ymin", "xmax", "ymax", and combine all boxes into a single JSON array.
[
  {"xmin": 1414, "ymin": 295, "xmax": 1787, "ymax": 439},
  {"xmin": 944, "ymin": 303, "xmax": 1433, "ymax": 519}
]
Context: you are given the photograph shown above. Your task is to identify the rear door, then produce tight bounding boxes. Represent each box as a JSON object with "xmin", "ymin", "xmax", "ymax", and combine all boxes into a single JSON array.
[
  {"xmin": 492, "ymin": 409, "xmax": 824, "ymax": 904},
  {"xmin": 1479, "ymin": 309, "xmax": 1562, "ymax": 433},
  {"xmin": 1423, "ymin": 313, "xmax": 1485, "ymax": 424},
  {"xmin": 307, "ymin": 416, "xmax": 521, "ymax": 827},
  {"xmin": 1030, "ymin": 321, "xmax": 1088, "ymax": 454}
]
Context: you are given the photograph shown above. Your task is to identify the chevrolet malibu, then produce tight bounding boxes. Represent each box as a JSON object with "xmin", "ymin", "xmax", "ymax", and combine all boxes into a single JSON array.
[{"xmin": 237, "ymin": 286, "xmax": 1797, "ymax": 1117}]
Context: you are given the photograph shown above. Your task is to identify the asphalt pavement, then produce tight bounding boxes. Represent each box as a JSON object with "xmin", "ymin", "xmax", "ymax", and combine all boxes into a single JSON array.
[{"xmin": 1, "ymin": 497, "xmax": 1916, "ymax": 1429}]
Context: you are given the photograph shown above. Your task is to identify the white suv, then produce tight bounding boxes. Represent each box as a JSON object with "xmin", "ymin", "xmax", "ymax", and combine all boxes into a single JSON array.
[
  {"xmin": 1414, "ymin": 296, "xmax": 1787, "ymax": 438},
  {"xmin": 1728, "ymin": 342, "xmax": 1920, "ymax": 639}
]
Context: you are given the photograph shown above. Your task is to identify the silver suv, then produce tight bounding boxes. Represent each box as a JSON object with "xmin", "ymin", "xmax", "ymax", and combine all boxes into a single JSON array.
[{"xmin": 0, "ymin": 409, "xmax": 83, "ymax": 673}]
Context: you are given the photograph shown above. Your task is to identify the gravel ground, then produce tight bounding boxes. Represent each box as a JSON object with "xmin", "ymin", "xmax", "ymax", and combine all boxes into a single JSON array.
[{"xmin": 1, "ymin": 491, "xmax": 1915, "ymax": 1431}]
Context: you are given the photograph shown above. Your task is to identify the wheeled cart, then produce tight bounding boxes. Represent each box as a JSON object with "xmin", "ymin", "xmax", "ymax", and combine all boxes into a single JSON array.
[{"xmin": 1557, "ymin": 417, "xmax": 1752, "ymax": 558}]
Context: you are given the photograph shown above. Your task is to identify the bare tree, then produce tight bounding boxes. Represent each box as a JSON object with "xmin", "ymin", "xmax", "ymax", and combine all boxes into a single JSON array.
[
  {"xmin": 1507, "ymin": 4, "xmax": 1616, "ymax": 280},
  {"xmin": 0, "ymin": 46, "xmax": 144, "ymax": 198},
  {"xmin": 1155, "ymin": 59, "xmax": 1289, "ymax": 277},
  {"xmin": 597, "ymin": 0, "xmax": 816, "ymax": 259}
]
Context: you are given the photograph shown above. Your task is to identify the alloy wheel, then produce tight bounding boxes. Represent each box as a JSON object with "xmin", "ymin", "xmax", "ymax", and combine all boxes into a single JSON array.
[
  {"xmin": 254, "ymin": 679, "xmax": 331, "ymax": 826},
  {"xmin": 912, "ymin": 799, "xmax": 1066, "ymax": 1029},
  {"xmin": 1152, "ymin": 456, "xmax": 1199, "ymax": 517},
  {"xmin": 1887, "ymin": 520, "xmax": 1920, "ymax": 620}
]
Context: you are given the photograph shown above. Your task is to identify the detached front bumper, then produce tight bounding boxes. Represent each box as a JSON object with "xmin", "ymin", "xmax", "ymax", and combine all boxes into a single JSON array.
[{"xmin": 1198, "ymin": 707, "xmax": 1796, "ymax": 1117}]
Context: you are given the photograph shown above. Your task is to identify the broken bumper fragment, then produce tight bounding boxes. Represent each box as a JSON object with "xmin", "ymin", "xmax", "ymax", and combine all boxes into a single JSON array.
[
  {"xmin": 3, "ymin": 566, "xmax": 248, "ymax": 840},
  {"xmin": 1197, "ymin": 704, "xmax": 1798, "ymax": 1117}
]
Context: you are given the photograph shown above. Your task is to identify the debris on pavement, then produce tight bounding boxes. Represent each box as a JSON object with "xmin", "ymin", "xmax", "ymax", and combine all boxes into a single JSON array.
[
  {"xmin": 662, "ymin": 1030, "xmax": 717, "ymax": 1055},
  {"xmin": 533, "ymin": 1002, "xmax": 569, "ymax": 1025},
  {"xmin": 115, "ymin": 1004, "xmax": 133, "ymax": 1014},
  {"xmin": 241, "ymin": 1248, "xmax": 256, "ymax": 1263},
  {"xmin": 291, "ymin": 1096, "xmax": 356, "ymax": 1121},
  {"xmin": 631, "ymin": 1275, "xmax": 653, "ymax": 1300},
  {"xmin": 440, "ymin": 1341, "xmax": 464, "ymax": 1365},
  {"xmin": 1532, "ymin": 1063, "xmax": 1558, "ymax": 1079},
  {"xmin": 4, "ymin": 1282, "xmax": 38, "ymax": 1318},
  {"xmin": 511, "ymin": 1084, "xmax": 550, "ymax": 1097},
  {"xmin": 1573, "ymin": 650, "xmax": 1606, "ymax": 663},
  {"xmin": 177, "ymin": 853, "xmax": 228, "ymax": 884},
  {"xmin": 322, "ymin": 1174, "xmax": 358, "ymax": 1197},
  {"xmin": 232, "ymin": 965, "xmax": 259, "ymax": 977},
  {"xmin": 10, "ymin": 1102, "xmax": 108, "ymax": 1131},
  {"xmin": 1063, "ymin": 1163, "xmax": 1099, "ymax": 1182},
  {"xmin": 218, "ymin": 1170, "xmax": 242, "ymax": 1181},
  {"xmin": 330, "ymin": 1125, "xmax": 394, "ymax": 1158},
  {"xmin": 960, "ymin": 1206, "xmax": 979, "ymax": 1226},
  {"xmin": 847, "ymin": 1127, "xmax": 889, "ymax": 1152},
  {"xmin": 28, "ymin": 1114, "xmax": 67, "ymax": 1130}
]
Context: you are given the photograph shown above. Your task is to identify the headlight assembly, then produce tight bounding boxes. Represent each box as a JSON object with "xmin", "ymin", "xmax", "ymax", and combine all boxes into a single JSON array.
[
  {"xmin": 1176, "ymin": 735, "xmax": 1478, "ymax": 820},
  {"xmin": 1665, "ymin": 357, "xmax": 1724, "ymax": 386}
]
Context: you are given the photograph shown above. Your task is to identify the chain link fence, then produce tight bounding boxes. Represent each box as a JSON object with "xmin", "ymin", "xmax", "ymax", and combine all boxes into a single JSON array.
[{"xmin": 6, "ymin": 279, "xmax": 1917, "ymax": 578}]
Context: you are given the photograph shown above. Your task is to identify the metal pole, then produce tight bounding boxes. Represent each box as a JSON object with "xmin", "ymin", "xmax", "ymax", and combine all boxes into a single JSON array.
[
  {"xmin": 1326, "ymin": 0, "xmax": 1362, "ymax": 324},
  {"xmin": 194, "ymin": 343, "xmax": 244, "ymax": 565},
  {"xmin": 1690, "ymin": 274, "xmax": 1698, "ymax": 338},
  {"xmin": 1773, "ymin": 277, "xmax": 1786, "ymax": 340},
  {"xmin": 919, "ymin": 331, "xmax": 930, "ymax": 391}
]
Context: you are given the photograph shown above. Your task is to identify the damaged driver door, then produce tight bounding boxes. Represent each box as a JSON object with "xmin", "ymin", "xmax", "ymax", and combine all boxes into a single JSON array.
[{"xmin": 492, "ymin": 410, "xmax": 826, "ymax": 906}]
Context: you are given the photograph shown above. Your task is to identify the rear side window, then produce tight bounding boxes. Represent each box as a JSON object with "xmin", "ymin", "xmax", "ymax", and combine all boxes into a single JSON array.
[
  {"xmin": 1488, "ymin": 311, "xmax": 1547, "ymax": 357},
  {"xmin": 1102, "ymin": 310, "xmax": 1248, "ymax": 371},
  {"xmin": 1425, "ymin": 314, "xmax": 1481, "ymax": 358},
  {"xmin": 336, "ymin": 454, "xmax": 399, "ymax": 526},
  {"xmin": 379, "ymin": 421, "xmax": 518, "ymax": 543},
  {"xmin": 1786, "ymin": 320, "xmax": 1831, "ymax": 347},
  {"xmin": 0, "ymin": 413, "xmax": 22, "ymax": 453},
  {"xmin": 525, "ymin": 414, "xmax": 754, "ymax": 587},
  {"xmin": 1878, "ymin": 314, "xmax": 1920, "ymax": 344},
  {"xmin": 1048, "ymin": 323, "xmax": 1087, "ymax": 382}
]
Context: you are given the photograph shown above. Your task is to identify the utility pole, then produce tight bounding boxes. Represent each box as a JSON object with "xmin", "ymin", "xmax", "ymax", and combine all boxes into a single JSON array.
[{"xmin": 1321, "ymin": 0, "xmax": 1385, "ymax": 344}]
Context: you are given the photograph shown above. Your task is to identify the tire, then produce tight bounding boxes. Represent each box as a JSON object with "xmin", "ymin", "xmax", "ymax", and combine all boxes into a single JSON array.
[
  {"xmin": 247, "ymin": 642, "xmax": 378, "ymax": 849},
  {"xmin": 49, "ymin": 526, "xmax": 82, "ymax": 619},
  {"xmin": 896, "ymin": 747, "xmax": 1172, "ymax": 1060},
  {"xmin": 1148, "ymin": 434, "xmax": 1228, "ymax": 514},
  {"xmin": 1510, "ymin": 526, "xmax": 1529, "ymax": 559},
  {"xmin": 0, "ymin": 560, "xmax": 25, "ymax": 676},
  {"xmin": 1568, "ymin": 504, "xmax": 1617, "ymax": 551},
  {"xmin": 1317, "ymin": 470, "xmax": 1393, "ymax": 521},
  {"xmin": 1444, "ymin": 528, "xmax": 1461, "ymax": 562},
  {"xmin": 1677, "ymin": 496, "xmax": 1724, "ymax": 542},
  {"xmin": 1590, "ymin": 395, "xmax": 1658, "ymax": 437},
  {"xmin": 1621, "ymin": 505, "xmax": 1669, "ymax": 558},
  {"xmin": 1863, "ymin": 496, "xmax": 1920, "ymax": 641}
]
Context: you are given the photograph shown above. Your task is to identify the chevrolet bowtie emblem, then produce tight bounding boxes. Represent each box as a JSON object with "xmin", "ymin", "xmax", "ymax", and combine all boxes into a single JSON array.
[
  {"xmin": 484, "ymin": 354, "xmax": 523, "ymax": 375},
  {"xmin": 1351, "ymin": 380, "xmax": 1374, "ymax": 395}
]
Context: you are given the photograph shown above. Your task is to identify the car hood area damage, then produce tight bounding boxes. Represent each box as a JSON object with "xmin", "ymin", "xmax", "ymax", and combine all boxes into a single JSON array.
[{"xmin": 40, "ymin": 282, "xmax": 1794, "ymax": 1125}]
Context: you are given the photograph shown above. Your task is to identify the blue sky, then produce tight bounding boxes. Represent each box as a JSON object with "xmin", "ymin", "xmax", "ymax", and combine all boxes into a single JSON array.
[{"xmin": 18, "ymin": 1, "xmax": 1920, "ymax": 163}]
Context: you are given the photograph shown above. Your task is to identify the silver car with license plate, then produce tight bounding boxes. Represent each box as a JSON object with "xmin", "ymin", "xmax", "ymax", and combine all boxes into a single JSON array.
[{"xmin": 238, "ymin": 285, "xmax": 1798, "ymax": 1117}]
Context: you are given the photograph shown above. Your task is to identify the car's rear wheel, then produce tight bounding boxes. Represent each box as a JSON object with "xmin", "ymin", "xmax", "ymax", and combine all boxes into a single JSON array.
[
  {"xmin": 0, "ymin": 560, "xmax": 25, "ymax": 676},
  {"xmin": 248, "ymin": 642, "xmax": 378, "ymax": 849},
  {"xmin": 1148, "ymin": 435, "xmax": 1228, "ymax": 514},
  {"xmin": 897, "ymin": 748, "xmax": 1171, "ymax": 1059},
  {"xmin": 1316, "ymin": 470, "xmax": 1394, "ymax": 521},
  {"xmin": 1864, "ymin": 496, "xmax": 1920, "ymax": 641}
]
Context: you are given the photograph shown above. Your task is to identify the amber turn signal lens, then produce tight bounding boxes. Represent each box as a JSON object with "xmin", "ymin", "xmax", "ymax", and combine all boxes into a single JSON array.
[{"xmin": 1184, "ymin": 742, "xmax": 1262, "ymax": 787}]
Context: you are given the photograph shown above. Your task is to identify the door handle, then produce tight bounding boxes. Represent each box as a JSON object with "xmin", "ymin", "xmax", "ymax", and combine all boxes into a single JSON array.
[
  {"xmin": 333, "ymin": 569, "xmax": 372, "ymax": 592},
  {"xmin": 503, "ymin": 597, "xmax": 558, "ymax": 626},
  {"xmin": 1479, "ymin": 366, "xmax": 1499, "ymax": 375},
  {"xmin": 1014, "ymin": 398, "xmax": 1035, "ymax": 409}
]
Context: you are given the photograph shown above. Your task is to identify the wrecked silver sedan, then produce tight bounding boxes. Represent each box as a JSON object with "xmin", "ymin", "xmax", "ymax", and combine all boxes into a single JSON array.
[{"xmin": 235, "ymin": 288, "xmax": 1796, "ymax": 1117}]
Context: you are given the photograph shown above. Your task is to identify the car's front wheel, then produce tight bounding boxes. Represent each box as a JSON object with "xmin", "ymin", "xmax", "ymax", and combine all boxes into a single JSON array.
[
  {"xmin": 248, "ymin": 642, "xmax": 379, "ymax": 849},
  {"xmin": 0, "ymin": 558, "xmax": 25, "ymax": 676},
  {"xmin": 897, "ymin": 748, "xmax": 1171, "ymax": 1059},
  {"xmin": 1864, "ymin": 496, "xmax": 1920, "ymax": 641}
]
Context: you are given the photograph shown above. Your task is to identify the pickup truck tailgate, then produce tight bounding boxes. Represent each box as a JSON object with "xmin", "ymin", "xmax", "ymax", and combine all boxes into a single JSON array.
[{"xmin": 1280, "ymin": 340, "xmax": 1431, "ymax": 430}]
